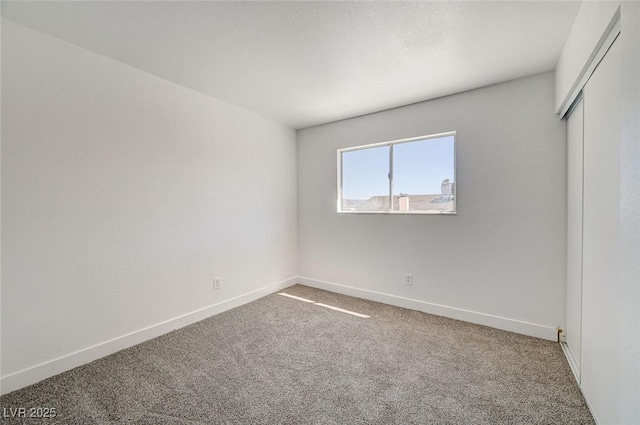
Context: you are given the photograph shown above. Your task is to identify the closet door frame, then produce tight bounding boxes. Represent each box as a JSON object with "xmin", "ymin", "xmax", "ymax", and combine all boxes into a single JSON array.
[
  {"xmin": 561, "ymin": 13, "xmax": 621, "ymax": 386},
  {"xmin": 565, "ymin": 95, "xmax": 584, "ymax": 383}
]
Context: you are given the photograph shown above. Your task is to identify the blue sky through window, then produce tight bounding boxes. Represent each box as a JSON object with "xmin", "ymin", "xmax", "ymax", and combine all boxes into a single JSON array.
[
  {"xmin": 342, "ymin": 145, "xmax": 389, "ymax": 200},
  {"xmin": 393, "ymin": 136, "xmax": 455, "ymax": 196},
  {"xmin": 341, "ymin": 135, "xmax": 454, "ymax": 200}
]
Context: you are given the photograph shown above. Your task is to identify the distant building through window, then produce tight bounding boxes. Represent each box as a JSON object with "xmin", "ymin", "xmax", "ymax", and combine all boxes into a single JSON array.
[{"xmin": 338, "ymin": 132, "xmax": 456, "ymax": 214}]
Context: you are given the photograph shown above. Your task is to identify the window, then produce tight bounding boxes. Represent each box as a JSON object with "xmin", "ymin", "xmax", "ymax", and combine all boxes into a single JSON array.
[{"xmin": 338, "ymin": 132, "xmax": 456, "ymax": 214}]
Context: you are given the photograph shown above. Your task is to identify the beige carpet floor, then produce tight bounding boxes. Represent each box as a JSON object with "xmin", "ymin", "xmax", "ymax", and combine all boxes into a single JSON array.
[{"xmin": 0, "ymin": 284, "xmax": 594, "ymax": 424}]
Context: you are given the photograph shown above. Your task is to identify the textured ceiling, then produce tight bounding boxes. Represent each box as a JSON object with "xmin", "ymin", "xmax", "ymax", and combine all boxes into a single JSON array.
[{"xmin": 2, "ymin": 1, "xmax": 580, "ymax": 129}]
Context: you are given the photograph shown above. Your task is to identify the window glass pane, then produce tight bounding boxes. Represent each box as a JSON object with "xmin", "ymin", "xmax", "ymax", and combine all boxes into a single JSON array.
[
  {"xmin": 392, "ymin": 135, "xmax": 455, "ymax": 212},
  {"xmin": 341, "ymin": 146, "xmax": 390, "ymax": 211}
]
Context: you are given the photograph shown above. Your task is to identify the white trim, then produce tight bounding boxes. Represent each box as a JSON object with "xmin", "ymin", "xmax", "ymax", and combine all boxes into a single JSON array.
[
  {"xmin": 558, "ymin": 9, "xmax": 621, "ymax": 117},
  {"xmin": 560, "ymin": 343, "xmax": 600, "ymax": 425},
  {"xmin": 337, "ymin": 131, "xmax": 456, "ymax": 154},
  {"xmin": 560, "ymin": 341, "xmax": 581, "ymax": 384},
  {"xmin": 0, "ymin": 277, "xmax": 297, "ymax": 395},
  {"xmin": 578, "ymin": 385, "xmax": 602, "ymax": 425},
  {"xmin": 338, "ymin": 210, "xmax": 457, "ymax": 215},
  {"xmin": 297, "ymin": 276, "xmax": 558, "ymax": 341}
]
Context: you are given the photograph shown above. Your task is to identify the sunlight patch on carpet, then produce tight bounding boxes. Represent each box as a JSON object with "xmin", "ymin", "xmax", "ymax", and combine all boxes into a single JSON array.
[
  {"xmin": 314, "ymin": 303, "xmax": 370, "ymax": 318},
  {"xmin": 277, "ymin": 293, "xmax": 316, "ymax": 303},
  {"xmin": 278, "ymin": 293, "xmax": 370, "ymax": 318}
]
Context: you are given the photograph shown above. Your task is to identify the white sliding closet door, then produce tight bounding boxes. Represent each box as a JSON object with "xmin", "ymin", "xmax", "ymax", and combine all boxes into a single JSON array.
[
  {"xmin": 581, "ymin": 37, "xmax": 621, "ymax": 423},
  {"xmin": 565, "ymin": 97, "xmax": 583, "ymax": 381}
]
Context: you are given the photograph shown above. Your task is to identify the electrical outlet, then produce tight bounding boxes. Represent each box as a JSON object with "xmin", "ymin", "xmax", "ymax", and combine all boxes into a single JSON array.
[
  {"xmin": 213, "ymin": 277, "xmax": 221, "ymax": 290},
  {"xmin": 404, "ymin": 274, "xmax": 413, "ymax": 286}
]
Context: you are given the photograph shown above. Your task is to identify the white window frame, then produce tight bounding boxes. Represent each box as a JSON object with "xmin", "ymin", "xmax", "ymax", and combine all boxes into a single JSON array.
[{"xmin": 337, "ymin": 131, "xmax": 456, "ymax": 214}]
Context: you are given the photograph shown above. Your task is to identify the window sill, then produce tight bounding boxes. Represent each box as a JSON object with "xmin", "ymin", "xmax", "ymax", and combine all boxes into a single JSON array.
[{"xmin": 337, "ymin": 210, "xmax": 457, "ymax": 215}]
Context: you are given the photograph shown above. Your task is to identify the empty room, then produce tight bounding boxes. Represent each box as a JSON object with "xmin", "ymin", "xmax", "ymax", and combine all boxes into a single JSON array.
[{"xmin": 1, "ymin": 1, "xmax": 638, "ymax": 424}]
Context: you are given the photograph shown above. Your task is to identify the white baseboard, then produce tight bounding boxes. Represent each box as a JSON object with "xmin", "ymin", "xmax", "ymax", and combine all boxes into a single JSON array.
[
  {"xmin": 297, "ymin": 276, "xmax": 558, "ymax": 341},
  {"xmin": 560, "ymin": 341, "xmax": 581, "ymax": 384},
  {"xmin": 0, "ymin": 277, "xmax": 297, "ymax": 395},
  {"xmin": 559, "ymin": 343, "xmax": 600, "ymax": 425}
]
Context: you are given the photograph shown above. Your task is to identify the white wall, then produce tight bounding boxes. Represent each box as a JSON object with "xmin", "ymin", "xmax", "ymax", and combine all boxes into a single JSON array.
[
  {"xmin": 1, "ymin": 20, "xmax": 297, "ymax": 392},
  {"xmin": 297, "ymin": 72, "xmax": 566, "ymax": 340},
  {"xmin": 619, "ymin": 3, "xmax": 640, "ymax": 422}
]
